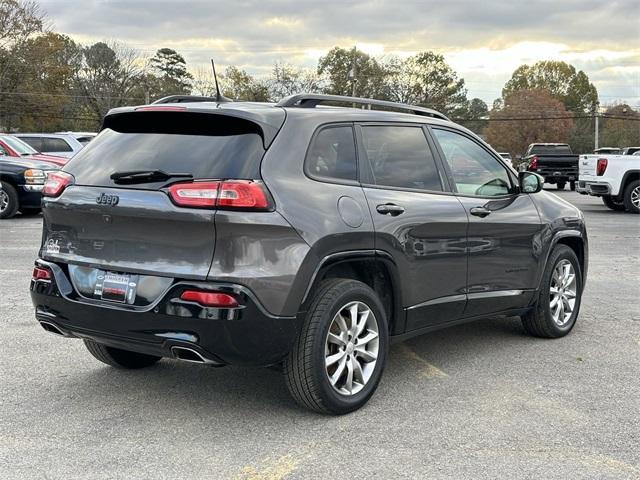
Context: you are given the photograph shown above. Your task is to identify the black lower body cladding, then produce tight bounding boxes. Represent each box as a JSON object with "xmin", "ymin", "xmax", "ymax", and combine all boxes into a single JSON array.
[{"xmin": 30, "ymin": 261, "xmax": 298, "ymax": 366}]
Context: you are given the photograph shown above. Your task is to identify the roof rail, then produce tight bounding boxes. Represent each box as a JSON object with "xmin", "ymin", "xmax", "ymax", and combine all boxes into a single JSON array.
[
  {"xmin": 152, "ymin": 95, "xmax": 231, "ymax": 104},
  {"xmin": 275, "ymin": 93, "xmax": 449, "ymax": 121}
]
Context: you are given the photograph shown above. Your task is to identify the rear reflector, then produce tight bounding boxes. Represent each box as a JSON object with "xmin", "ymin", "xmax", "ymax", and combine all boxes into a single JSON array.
[
  {"xmin": 180, "ymin": 290, "xmax": 239, "ymax": 308},
  {"xmin": 32, "ymin": 266, "xmax": 51, "ymax": 281},
  {"xmin": 167, "ymin": 180, "xmax": 270, "ymax": 210},
  {"xmin": 43, "ymin": 171, "xmax": 74, "ymax": 197},
  {"xmin": 596, "ymin": 158, "xmax": 608, "ymax": 176}
]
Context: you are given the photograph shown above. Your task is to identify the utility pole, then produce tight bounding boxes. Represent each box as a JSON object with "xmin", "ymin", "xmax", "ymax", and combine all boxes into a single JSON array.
[
  {"xmin": 594, "ymin": 103, "xmax": 600, "ymax": 150},
  {"xmin": 348, "ymin": 46, "xmax": 357, "ymax": 106}
]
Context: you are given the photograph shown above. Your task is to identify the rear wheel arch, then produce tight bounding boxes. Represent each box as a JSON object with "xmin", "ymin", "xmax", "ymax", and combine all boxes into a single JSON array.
[
  {"xmin": 303, "ymin": 253, "xmax": 404, "ymax": 335},
  {"xmin": 620, "ymin": 170, "xmax": 640, "ymax": 195}
]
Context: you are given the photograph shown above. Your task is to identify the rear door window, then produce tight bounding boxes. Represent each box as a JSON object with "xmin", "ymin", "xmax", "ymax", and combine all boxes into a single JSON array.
[
  {"xmin": 19, "ymin": 137, "xmax": 43, "ymax": 152},
  {"xmin": 360, "ymin": 125, "xmax": 443, "ymax": 191},
  {"xmin": 44, "ymin": 138, "xmax": 73, "ymax": 152},
  {"xmin": 64, "ymin": 112, "xmax": 266, "ymax": 188},
  {"xmin": 305, "ymin": 125, "xmax": 357, "ymax": 182}
]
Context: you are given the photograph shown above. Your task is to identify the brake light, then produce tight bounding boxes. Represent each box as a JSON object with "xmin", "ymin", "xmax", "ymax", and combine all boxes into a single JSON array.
[
  {"xmin": 43, "ymin": 171, "xmax": 74, "ymax": 197},
  {"xmin": 529, "ymin": 155, "xmax": 538, "ymax": 170},
  {"xmin": 32, "ymin": 266, "xmax": 51, "ymax": 281},
  {"xmin": 218, "ymin": 180, "xmax": 269, "ymax": 209},
  {"xmin": 167, "ymin": 180, "xmax": 270, "ymax": 210},
  {"xmin": 135, "ymin": 106, "xmax": 187, "ymax": 112},
  {"xmin": 180, "ymin": 290, "xmax": 238, "ymax": 308},
  {"xmin": 596, "ymin": 158, "xmax": 608, "ymax": 176}
]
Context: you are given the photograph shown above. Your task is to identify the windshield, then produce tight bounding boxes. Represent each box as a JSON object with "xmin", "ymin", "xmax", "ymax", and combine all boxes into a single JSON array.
[{"xmin": 0, "ymin": 135, "xmax": 38, "ymax": 155}]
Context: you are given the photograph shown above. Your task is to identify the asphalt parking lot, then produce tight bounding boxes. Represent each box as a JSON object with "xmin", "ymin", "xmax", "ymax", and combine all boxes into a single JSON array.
[{"xmin": 1, "ymin": 190, "xmax": 639, "ymax": 479}]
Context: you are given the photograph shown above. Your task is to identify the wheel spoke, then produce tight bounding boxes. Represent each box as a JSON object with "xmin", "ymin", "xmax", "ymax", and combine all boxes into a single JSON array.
[
  {"xmin": 345, "ymin": 356, "xmax": 354, "ymax": 393},
  {"xmin": 354, "ymin": 346, "xmax": 377, "ymax": 363},
  {"xmin": 329, "ymin": 356, "xmax": 347, "ymax": 386},
  {"xmin": 357, "ymin": 330, "xmax": 378, "ymax": 346},
  {"xmin": 355, "ymin": 309, "xmax": 370, "ymax": 337},
  {"xmin": 335, "ymin": 314, "xmax": 348, "ymax": 336},
  {"xmin": 325, "ymin": 350, "xmax": 345, "ymax": 368},
  {"xmin": 563, "ymin": 273, "xmax": 575, "ymax": 288},
  {"xmin": 564, "ymin": 289, "xmax": 576, "ymax": 299},
  {"xmin": 348, "ymin": 303, "xmax": 359, "ymax": 335},
  {"xmin": 550, "ymin": 294, "xmax": 560, "ymax": 308},
  {"xmin": 327, "ymin": 332, "xmax": 346, "ymax": 346},
  {"xmin": 352, "ymin": 357, "xmax": 365, "ymax": 383}
]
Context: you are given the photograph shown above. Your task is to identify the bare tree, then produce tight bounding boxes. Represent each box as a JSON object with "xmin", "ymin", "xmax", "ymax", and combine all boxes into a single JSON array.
[
  {"xmin": 75, "ymin": 41, "xmax": 145, "ymax": 125},
  {"xmin": 266, "ymin": 62, "xmax": 323, "ymax": 100},
  {"xmin": 0, "ymin": 0, "xmax": 47, "ymax": 49}
]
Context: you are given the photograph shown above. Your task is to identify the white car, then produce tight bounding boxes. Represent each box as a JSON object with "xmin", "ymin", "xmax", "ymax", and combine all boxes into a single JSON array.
[
  {"xmin": 578, "ymin": 151, "xmax": 640, "ymax": 213},
  {"xmin": 13, "ymin": 133, "xmax": 87, "ymax": 159}
]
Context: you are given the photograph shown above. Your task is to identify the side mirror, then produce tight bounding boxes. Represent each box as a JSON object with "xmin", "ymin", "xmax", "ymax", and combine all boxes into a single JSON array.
[{"xmin": 519, "ymin": 171, "xmax": 543, "ymax": 194}]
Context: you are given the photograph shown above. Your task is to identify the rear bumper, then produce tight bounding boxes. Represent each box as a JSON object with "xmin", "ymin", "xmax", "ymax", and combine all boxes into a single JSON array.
[
  {"xmin": 581, "ymin": 181, "xmax": 612, "ymax": 196},
  {"xmin": 30, "ymin": 260, "xmax": 299, "ymax": 366}
]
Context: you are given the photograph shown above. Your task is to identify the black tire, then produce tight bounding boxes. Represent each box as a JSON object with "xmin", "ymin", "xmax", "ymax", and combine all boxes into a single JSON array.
[
  {"xmin": 556, "ymin": 182, "xmax": 566, "ymax": 190},
  {"xmin": 602, "ymin": 195, "xmax": 626, "ymax": 211},
  {"xmin": 622, "ymin": 179, "xmax": 640, "ymax": 214},
  {"xmin": 83, "ymin": 339, "xmax": 161, "ymax": 369},
  {"xmin": 284, "ymin": 279, "xmax": 389, "ymax": 415},
  {"xmin": 570, "ymin": 181, "xmax": 576, "ymax": 191},
  {"xmin": 521, "ymin": 245, "xmax": 582, "ymax": 338},
  {"xmin": 0, "ymin": 181, "xmax": 19, "ymax": 219},
  {"xmin": 20, "ymin": 207, "xmax": 42, "ymax": 216}
]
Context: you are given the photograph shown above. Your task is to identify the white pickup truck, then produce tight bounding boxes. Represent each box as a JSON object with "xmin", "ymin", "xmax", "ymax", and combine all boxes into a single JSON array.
[{"xmin": 577, "ymin": 150, "xmax": 640, "ymax": 213}]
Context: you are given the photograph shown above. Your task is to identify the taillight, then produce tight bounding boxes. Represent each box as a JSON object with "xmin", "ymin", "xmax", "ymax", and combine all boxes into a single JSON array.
[
  {"xmin": 167, "ymin": 180, "xmax": 271, "ymax": 210},
  {"xmin": 180, "ymin": 290, "xmax": 239, "ymax": 308},
  {"xmin": 43, "ymin": 171, "xmax": 74, "ymax": 197},
  {"xmin": 529, "ymin": 155, "xmax": 538, "ymax": 170},
  {"xmin": 168, "ymin": 181, "xmax": 219, "ymax": 207},
  {"xmin": 32, "ymin": 266, "xmax": 51, "ymax": 281},
  {"xmin": 596, "ymin": 158, "xmax": 608, "ymax": 176},
  {"xmin": 218, "ymin": 180, "xmax": 269, "ymax": 209}
]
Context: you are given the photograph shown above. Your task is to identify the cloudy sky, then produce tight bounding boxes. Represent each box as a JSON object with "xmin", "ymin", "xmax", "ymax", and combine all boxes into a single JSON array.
[{"xmin": 43, "ymin": 0, "xmax": 639, "ymax": 107}]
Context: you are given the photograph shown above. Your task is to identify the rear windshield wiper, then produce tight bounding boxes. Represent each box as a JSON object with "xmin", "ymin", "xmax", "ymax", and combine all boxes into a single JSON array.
[{"xmin": 110, "ymin": 170, "xmax": 193, "ymax": 185}]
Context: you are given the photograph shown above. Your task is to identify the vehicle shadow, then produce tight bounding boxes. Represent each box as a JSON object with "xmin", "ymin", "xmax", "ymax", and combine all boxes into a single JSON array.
[{"xmin": 54, "ymin": 316, "xmax": 530, "ymax": 419}]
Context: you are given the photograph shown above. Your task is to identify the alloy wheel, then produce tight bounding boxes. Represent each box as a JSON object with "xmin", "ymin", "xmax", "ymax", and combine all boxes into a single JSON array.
[
  {"xmin": 549, "ymin": 259, "xmax": 577, "ymax": 326},
  {"xmin": 0, "ymin": 189, "xmax": 8, "ymax": 213},
  {"xmin": 631, "ymin": 186, "xmax": 640, "ymax": 209},
  {"xmin": 324, "ymin": 301, "xmax": 379, "ymax": 396}
]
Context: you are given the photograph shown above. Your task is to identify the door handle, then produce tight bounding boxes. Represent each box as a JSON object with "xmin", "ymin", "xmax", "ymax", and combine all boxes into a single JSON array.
[
  {"xmin": 376, "ymin": 203, "xmax": 405, "ymax": 216},
  {"xmin": 470, "ymin": 206, "xmax": 491, "ymax": 218}
]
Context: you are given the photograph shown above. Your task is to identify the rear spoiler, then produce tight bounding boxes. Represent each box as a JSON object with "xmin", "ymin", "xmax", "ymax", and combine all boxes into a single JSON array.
[{"xmin": 102, "ymin": 106, "xmax": 285, "ymax": 148}]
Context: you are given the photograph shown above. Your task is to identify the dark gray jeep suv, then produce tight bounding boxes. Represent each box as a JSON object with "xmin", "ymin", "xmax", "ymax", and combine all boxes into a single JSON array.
[{"xmin": 31, "ymin": 94, "xmax": 588, "ymax": 414}]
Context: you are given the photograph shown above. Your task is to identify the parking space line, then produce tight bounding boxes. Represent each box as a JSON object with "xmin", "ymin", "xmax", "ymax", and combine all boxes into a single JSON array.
[
  {"xmin": 400, "ymin": 344, "xmax": 448, "ymax": 379},
  {"xmin": 236, "ymin": 453, "xmax": 299, "ymax": 480}
]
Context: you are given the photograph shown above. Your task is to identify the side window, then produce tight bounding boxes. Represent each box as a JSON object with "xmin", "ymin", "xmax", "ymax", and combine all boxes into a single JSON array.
[
  {"xmin": 0, "ymin": 145, "xmax": 7, "ymax": 156},
  {"xmin": 305, "ymin": 126, "xmax": 357, "ymax": 182},
  {"xmin": 432, "ymin": 128, "xmax": 512, "ymax": 197},
  {"xmin": 20, "ymin": 137, "xmax": 43, "ymax": 152},
  {"xmin": 44, "ymin": 138, "xmax": 73, "ymax": 152},
  {"xmin": 361, "ymin": 126, "xmax": 443, "ymax": 191}
]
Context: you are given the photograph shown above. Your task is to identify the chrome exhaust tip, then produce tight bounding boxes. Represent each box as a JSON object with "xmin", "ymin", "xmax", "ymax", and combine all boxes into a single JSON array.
[
  {"xmin": 170, "ymin": 346, "xmax": 220, "ymax": 365},
  {"xmin": 39, "ymin": 321, "xmax": 67, "ymax": 337}
]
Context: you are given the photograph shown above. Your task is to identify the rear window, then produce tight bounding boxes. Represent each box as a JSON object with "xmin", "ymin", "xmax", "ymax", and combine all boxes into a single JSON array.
[
  {"xmin": 529, "ymin": 145, "xmax": 572, "ymax": 155},
  {"xmin": 64, "ymin": 112, "xmax": 266, "ymax": 188}
]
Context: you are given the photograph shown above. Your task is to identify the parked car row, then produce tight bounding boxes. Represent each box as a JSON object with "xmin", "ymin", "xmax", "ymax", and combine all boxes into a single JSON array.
[{"xmin": 0, "ymin": 132, "xmax": 96, "ymax": 218}]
